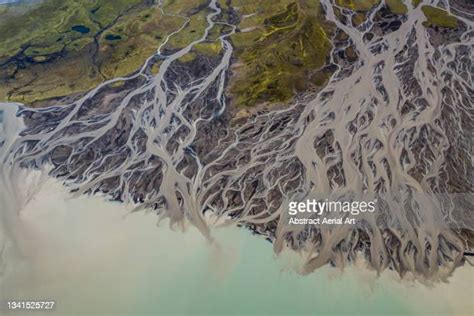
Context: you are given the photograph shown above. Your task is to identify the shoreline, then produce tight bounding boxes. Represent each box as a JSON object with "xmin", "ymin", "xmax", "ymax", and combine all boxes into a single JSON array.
[{"xmin": 0, "ymin": 175, "xmax": 472, "ymax": 315}]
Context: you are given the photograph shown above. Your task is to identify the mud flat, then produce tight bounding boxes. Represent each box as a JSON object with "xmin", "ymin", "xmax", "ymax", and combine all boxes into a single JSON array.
[{"xmin": 0, "ymin": 177, "xmax": 472, "ymax": 315}]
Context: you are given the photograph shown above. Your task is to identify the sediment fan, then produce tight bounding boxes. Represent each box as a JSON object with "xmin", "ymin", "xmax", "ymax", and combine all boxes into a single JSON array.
[{"xmin": 1, "ymin": 0, "xmax": 473, "ymax": 279}]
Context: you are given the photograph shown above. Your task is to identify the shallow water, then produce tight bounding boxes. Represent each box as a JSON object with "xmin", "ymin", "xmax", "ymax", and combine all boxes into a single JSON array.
[
  {"xmin": 0, "ymin": 0, "xmax": 41, "ymax": 5},
  {"xmin": 1, "ymin": 177, "xmax": 472, "ymax": 316},
  {"xmin": 71, "ymin": 25, "xmax": 90, "ymax": 34}
]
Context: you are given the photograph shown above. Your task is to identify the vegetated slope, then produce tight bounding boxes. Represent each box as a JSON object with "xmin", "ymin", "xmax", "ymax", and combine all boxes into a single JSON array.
[{"xmin": 0, "ymin": 0, "xmax": 209, "ymax": 106}]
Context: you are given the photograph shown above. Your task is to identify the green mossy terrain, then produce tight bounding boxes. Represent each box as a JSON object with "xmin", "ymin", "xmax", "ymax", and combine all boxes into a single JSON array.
[
  {"xmin": 222, "ymin": 0, "xmax": 335, "ymax": 107},
  {"xmin": 335, "ymin": 0, "xmax": 407, "ymax": 27},
  {"xmin": 0, "ymin": 0, "xmax": 335, "ymax": 109},
  {"xmin": 412, "ymin": 0, "xmax": 422, "ymax": 8},
  {"xmin": 421, "ymin": 5, "xmax": 458, "ymax": 28},
  {"xmin": 351, "ymin": 12, "xmax": 366, "ymax": 26},
  {"xmin": 335, "ymin": 0, "xmax": 380, "ymax": 11},
  {"xmin": 334, "ymin": 0, "xmax": 386, "ymax": 29},
  {"xmin": 0, "ymin": 0, "xmax": 207, "ymax": 105},
  {"xmin": 386, "ymin": 0, "xmax": 407, "ymax": 14}
]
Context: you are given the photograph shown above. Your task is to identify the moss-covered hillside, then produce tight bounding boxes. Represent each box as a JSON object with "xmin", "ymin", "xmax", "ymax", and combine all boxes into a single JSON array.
[{"xmin": 0, "ymin": 0, "xmax": 208, "ymax": 105}]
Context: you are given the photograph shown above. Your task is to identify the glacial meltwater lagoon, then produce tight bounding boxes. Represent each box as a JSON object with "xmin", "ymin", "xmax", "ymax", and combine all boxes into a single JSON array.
[{"xmin": 0, "ymin": 177, "xmax": 472, "ymax": 316}]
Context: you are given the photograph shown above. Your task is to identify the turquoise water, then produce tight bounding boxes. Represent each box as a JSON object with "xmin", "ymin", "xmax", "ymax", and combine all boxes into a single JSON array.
[
  {"xmin": 2, "ymin": 180, "xmax": 473, "ymax": 315},
  {"xmin": 128, "ymin": 231, "xmax": 411, "ymax": 316}
]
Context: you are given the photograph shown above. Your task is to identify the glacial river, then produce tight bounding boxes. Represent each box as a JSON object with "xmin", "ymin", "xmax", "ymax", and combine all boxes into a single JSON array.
[{"xmin": 0, "ymin": 0, "xmax": 473, "ymax": 310}]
